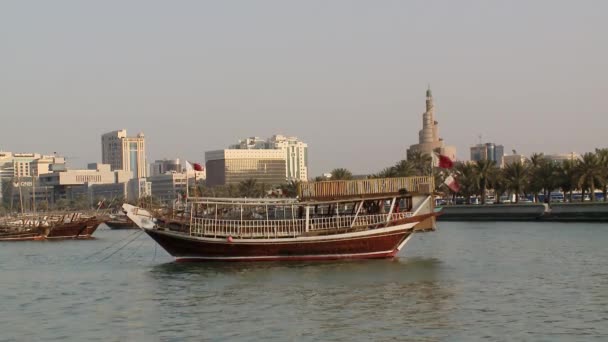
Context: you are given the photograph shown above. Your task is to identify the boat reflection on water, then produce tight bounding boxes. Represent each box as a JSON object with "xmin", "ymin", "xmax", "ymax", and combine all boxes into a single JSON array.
[{"xmin": 147, "ymin": 256, "xmax": 454, "ymax": 341}]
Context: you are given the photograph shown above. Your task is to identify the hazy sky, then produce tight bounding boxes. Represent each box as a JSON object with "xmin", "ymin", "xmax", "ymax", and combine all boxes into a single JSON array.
[{"xmin": 1, "ymin": 1, "xmax": 606, "ymax": 176}]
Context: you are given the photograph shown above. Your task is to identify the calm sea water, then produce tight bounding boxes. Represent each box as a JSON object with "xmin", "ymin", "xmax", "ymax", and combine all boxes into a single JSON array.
[{"xmin": 1, "ymin": 222, "xmax": 607, "ymax": 342}]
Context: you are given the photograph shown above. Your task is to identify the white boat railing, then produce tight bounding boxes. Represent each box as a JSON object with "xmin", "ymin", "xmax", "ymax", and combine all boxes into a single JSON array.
[{"xmin": 189, "ymin": 211, "xmax": 414, "ymax": 238}]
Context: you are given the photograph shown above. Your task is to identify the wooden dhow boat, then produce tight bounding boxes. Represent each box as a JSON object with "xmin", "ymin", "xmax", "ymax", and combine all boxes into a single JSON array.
[
  {"xmin": 0, "ymin": 212, "xmax": 104, "ymax": 241},
  {"xmin": 124, "ymin": 176, "xmax": 440, "ymax": 262},
  {"xmin": 104, "ymin": 214, "xmax": 138, "ymax": 230}
]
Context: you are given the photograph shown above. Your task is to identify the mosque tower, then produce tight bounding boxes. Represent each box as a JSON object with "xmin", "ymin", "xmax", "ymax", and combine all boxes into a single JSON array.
[{"xmin": 407, "ymin": 87, "xmax": 457, "ymax": 161}]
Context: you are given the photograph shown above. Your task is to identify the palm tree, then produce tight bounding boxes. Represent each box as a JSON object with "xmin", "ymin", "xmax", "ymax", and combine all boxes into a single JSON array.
[
  {"xmin": 371, "ymin": 160, "xmax": 415, "ymax": 179},
  {"xmin": 393, "ymin": 160, "xmax": 416, "ymax": 177},
  {"xmin": 238, "ymin": 179, "xmax": 263, "ymax": 198},
  {"xmin": 527, "ymin": 153, "xmax": 545, "ymax": 202},
  {"xmin": 454, "ymin": 162, "xmax": 479, "ymax": 204},
  {"xmin": 535, "ymin": 160, "xmax": 559, "ymax": 203},
  {"xmin": 575, "ymin": 152, "xmax": 603, "ymax": 202},
  {"xmin": 280, "ymin": 180, "xmax": 300, "ymax": 197},
  {"xmin": 490, "ymin": 170, "xmax": 507, "ymax": 204},
  {"xmin": 407, "ymin": 151, "xmax": 433, "ymax": 176},
  {"xmin": 595, "ymin": 148, "xmax": 608, "ymax": 202},
  {"xmin": 556, "ymin": 160, "xmax": 576, "ymax": 202},
  {"xmin": 474, "ymin": 160, "xmax": 498, "ymax": 204},
  {"xmin": 373, "ymin": 167, "xmax": 397, "ymax": 178},
  {"xmin": 503, "ymin": 161, "xmax": 529, "ymax": 203},
  {"xmin": 331, "ymin": 168, "xmax": 353, "ymax": 180}
]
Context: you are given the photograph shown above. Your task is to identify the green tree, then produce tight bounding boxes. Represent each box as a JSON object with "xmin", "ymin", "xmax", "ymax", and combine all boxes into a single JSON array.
[
  {"xmin": 54, "ymin": 198, "xmax": 70, "ymax": 210},
  {"xmin": 527, "ymin": 153, "xmax": 545, "ymax": 202},
  {"xmin": 331, "ymin": 168, "xmax": 353, "ymax": 180},
  {"xmin": 490, "ymin": 170, "xmax": 507, "ymax": 204},
  {"xmin": 503, "ymin": 161, "xmax": 529, "ymax": 203},
  {"xmin": 454, "ymin": 162, "xmax": 479, "ymax": 204},
  {"xmin": 595, "ymin": 148, "xmax": 608, "ymax": 202},
  {"xmin": 535, "ymin": 160, "xmax": 559, "ymax": 203},
  {"xmin": 474, "ymin": 160, "xmax": 498, "ymax": 204},
  {"xmin": 393, "ymin": 160, "xmax": 416, "ymax": 177},
  {"xmin": 1, "ymin": 178, "xmax": 14, "ymax": 210},
  {"xmin": 408, "ymin": 151, "xmax": 433, "ymax": 176},
  {"xmin": 575, "ymin": 152, "xmax": 603, "ymax": 202},
  {"xmin": 556, "ymin": 160, "xmax": 576, "ymax": 202},
  {"xmin": 280, "ymin": 180, "xmax": 300, "ymax": 198},
  {"xmin": 238, "ymin": 179, "xmax": 266, "ymax": 198}
]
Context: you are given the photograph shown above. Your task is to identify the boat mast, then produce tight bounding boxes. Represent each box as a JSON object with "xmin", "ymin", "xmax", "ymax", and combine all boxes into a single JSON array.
[
  {"xmin": 17, "ymin": 175, "xmax": 24, "ymax": 215},
  {"xmin": 32, "ymin": 175, "xmax": 36, "ymax": 215}
]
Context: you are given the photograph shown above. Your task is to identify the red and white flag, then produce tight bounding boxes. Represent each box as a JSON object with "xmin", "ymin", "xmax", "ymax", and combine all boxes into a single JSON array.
[
  {"xmin": 186, "ymin": 161, "xmax": 204, "ymax": 172},
  {"xmin": 444, "ymin": 175, "xmax": 460, "ymax": 192},
  {"xmin": 439, "ymin": 155, "xmax": 453, "ymax": 169}
]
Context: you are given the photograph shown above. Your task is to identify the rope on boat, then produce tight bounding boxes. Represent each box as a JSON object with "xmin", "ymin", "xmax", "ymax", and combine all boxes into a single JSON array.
[
  {"xmin": 82, "ymin": 228, "xmax": 143, "ymax": 261},
  {"xmin": 153, "ymin": 244, "xmax": 158, "ymax": 262},
  {"xmin": 122, "ymin": 238, "xmax": 146, "ymax": 262},
  {"xmin": 97, "ymin": 231, "xmax": 145, "ymax": 263}
]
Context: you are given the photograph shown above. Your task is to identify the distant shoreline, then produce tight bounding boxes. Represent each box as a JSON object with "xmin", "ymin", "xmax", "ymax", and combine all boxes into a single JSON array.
[{"xmin": 438, "ymin": 202, "xmax": 608, "ymax": 222}]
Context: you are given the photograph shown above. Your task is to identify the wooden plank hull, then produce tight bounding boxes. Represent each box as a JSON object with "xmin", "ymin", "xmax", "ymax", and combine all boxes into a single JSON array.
[
  {"xmin": 0, "ymin": 231, "xmax": 45, "ymax": 241},
  {"xmin": 46, "ymin": 219, "xmax": 100, "ymax": 240},
  {"xmin": 144, "ymin": 227, "xmax": 414, "ymax": 262},
  {"xmin": 105, "ymin": 219, "xmax": 138, "ymax": 230}
]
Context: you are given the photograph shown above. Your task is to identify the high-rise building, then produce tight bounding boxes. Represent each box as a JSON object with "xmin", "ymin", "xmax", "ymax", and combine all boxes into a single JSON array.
[
  {"xmin": 101, "ymin": 129, "xmax": 147, "ymax": 179},
  {"xmin": 406, "ymin": 87, "xmax": 457, "ymax": 161},
  {"xmin": 230, "ymin": 137, "xmax": 267, "ymax": 150},
  {"xmin": 267, "ymin": 135, "xmax": 308, "ymax": 182},
  {"xmin": 229, "ymin": 135, "xmax": 308, "ymax": 182},
  {"xmin": 205, "ymin": 149, "xmax": 287, "ymax": 187},
  {"xmin": 470, "ymin": 143, "xmax": 505, "ymax": 166},
  {"xmin": 150, "ymin": 158, "xmax": 182, "ymax": 177},
  {"xmin": 544, "ymin": 152, "xmax": 580, "ymax": 164}
]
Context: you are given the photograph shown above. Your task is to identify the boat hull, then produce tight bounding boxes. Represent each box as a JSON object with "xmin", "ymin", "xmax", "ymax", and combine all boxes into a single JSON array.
[
  {"xmin": 46, "ymin": 219, "xmax": 100, "ymax": 240},
  {"xmin": 105, "ymin": 220, "xmax": 138, "ymax": 230},
  {"xmin": 144, "ymin": 227, "xmax": 414, "ymax": 262},
  {"xmin": 0, "ymin": 231, "xmax": 45, "ymax": 242}
]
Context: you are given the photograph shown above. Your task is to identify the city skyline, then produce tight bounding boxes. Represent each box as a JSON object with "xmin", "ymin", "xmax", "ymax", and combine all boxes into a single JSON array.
[{"xmin": 1, "ymin": 1, "xmax": 606, "ymax": 176}]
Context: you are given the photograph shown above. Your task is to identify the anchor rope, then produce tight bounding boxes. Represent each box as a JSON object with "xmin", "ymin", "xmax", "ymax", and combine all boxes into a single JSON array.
[
  {"xmin": 97, "ymin": 231, "xmax": 145, "ymax": 263},
  {"xmin": 122, "ymin": 238, "xmax": 146, "ymax": 262},
  {"xmin": 83, "ymin": 228, "xmax": 143, "ymax": 261}
]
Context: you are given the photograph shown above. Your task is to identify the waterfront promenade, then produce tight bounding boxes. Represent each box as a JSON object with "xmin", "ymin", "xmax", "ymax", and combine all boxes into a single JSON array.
[{"xmin": 439, "ymin": 202, "xmax": 608, "ymax": 222}]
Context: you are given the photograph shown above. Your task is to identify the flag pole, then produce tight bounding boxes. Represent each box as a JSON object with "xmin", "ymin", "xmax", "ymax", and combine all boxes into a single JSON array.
[{"xmin": 185, "ymin": 160, "xmax": 189, "ymax": 203}]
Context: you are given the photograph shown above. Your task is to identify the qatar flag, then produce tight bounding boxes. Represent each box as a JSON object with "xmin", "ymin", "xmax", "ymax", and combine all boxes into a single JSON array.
[
  {"xmin": 444, "ymin": 175, "xmax": 460, "ymax": 192},
  {"xmin": 436, "ymin": 153, "xmax": 454, "ymax": 169},
  {"xmin": 187, "ymin": 161, "xmax": 204, "ymax": 172}
]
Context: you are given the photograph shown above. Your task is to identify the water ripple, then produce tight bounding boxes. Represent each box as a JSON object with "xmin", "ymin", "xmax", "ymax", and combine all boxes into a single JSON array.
[{"xmin": 1, "ymin": 222, "xmax": 608, "ymax": 341}]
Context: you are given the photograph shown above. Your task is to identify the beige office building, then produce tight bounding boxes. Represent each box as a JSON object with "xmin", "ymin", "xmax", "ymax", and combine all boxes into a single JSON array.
[
  {"xmin": 149, "ymin": 172, "xmax": 188, "ymax": 203},
  {"xmin": 0, "ymin": 152, "xmax": 65, "ymax": 178},
  {"xmin": 231, "ymin": 135, "xmax": 309, "ymax": 182},
  {"xmin": 503, "ymin": 154, "xmax": 527, "ymax": 166},
  {"xmin": 267, "ymin": 135, "xmax": 308, "ymax": 182},
  {"xmin": 545, "ymin": 152, "xmax": 580, "ymax": 164},
  {"xmin": 205, "ymin": 149, "xmax": 287, "ymax": 187},
  {"xmin": 101, "ymin": 129, "xmax": 147, "ymax": 179},
  {"xmin": 38, "ymin": 164, "xmax": 131, "ymax": 187}
]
